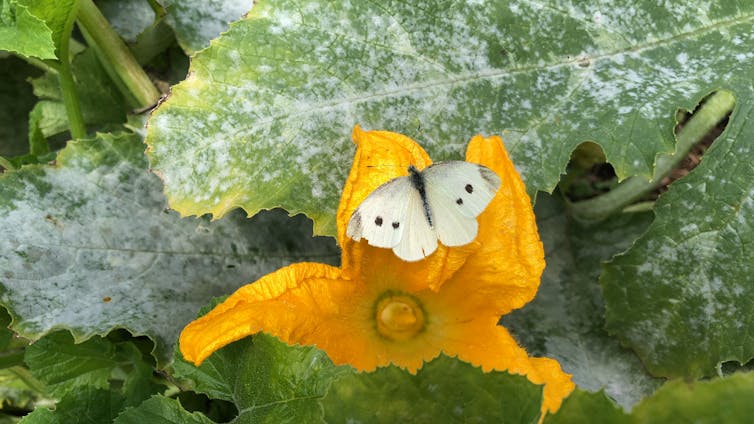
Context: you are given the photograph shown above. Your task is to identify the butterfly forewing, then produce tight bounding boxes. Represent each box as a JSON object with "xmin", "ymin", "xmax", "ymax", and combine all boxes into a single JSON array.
[
  {"xmin": 346, "ymin": 177, "xmax": 410, "ymax": 249},
  {"xmin": 423, "ymin": 161, "xmax": 501, "ymax": 246},
  {"xmin": 392, "ymin": 186, "xmax": 437, "ymax": 261}
]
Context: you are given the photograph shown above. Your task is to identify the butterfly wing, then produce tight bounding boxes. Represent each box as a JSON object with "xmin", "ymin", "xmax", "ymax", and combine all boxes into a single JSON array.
[
  {"xmin": 422, "ymin": 161, "xmax": 501, "ymax": 247},
  {"xmin": 391, "ymin": 185, "xmax": 437, "ymax": 261},
  {"xmin": 347, "ymin": 177, "xmax": 411, "ymax": 249},
  {"xmin": 347, "ymin": 175, "xmax": 437, "ymax": 262}
]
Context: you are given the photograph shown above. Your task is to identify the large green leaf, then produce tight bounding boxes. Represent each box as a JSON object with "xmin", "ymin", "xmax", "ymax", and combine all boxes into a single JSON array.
[
  {"xmin": 0, "ymin": 132, "xmax": 339, "ymax": 366},
  {"xmin": 544, "ymin": 390, "xmax": 630, "ymax": 424},
  {"xmin": 114, "ymin": 395, "xmax": 214, "ymax": 424},
  {"xmin": 20, "ymin": 386, "xmax": 125, "ymax": 424},
  {"xmin": 547, "ymin": 372, "xmax": 754, "ymax": 423},
  {"xmin": 145, "ymin": 0, "xmax": 754, "ymax": 236},
  {"xmin": 159, "ymin": 0, "xmax": 252, "ymax": 54},
  {"xmin": 502, "ymin": 193, "xmax": 661, "ymax": 409},
  {"xmin": 322, "ymin": 355, "xmax": 543, "ymax": 423},
  {"xmin": 24, "ymin": 331, "xmax": 164, "ymax": 403},
  {"xmin": 602, "ymin": 94, "xmax": 754, "ymax": 378},
  {"xmin": 173, "ymin": 333, "xmax": 349, "ymax": 422},
  {"xmin": 0, "ymin": 0, "xmax": 55, "ymax": 59},
  {"xmin": 17, "ymin": 0, "xmax": 77, "ymax": 56}
]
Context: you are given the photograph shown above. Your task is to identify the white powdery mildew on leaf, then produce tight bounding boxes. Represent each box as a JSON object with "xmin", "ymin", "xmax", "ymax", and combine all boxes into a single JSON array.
[
  {"xmin": 0, "ymin": 134, "xmax": 339, "ymax": 366},
  {"xmin": 162, "ymin": 0, "xmax": 253, "ymax": 54},
  {"xmin": 147, "ymin": 0, "xmax": 754, "ymax": 235},
  {"xmin": 602, "ymin": 101, "xmax": 754, "ymax": 377}
]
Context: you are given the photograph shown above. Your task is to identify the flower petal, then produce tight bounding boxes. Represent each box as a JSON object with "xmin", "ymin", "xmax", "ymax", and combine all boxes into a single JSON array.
[
  {"xmin": 179, "ymin": 262, "xmax": 343, "ymax": 365},
  {"xmin": 455, "ymin": 135, "xmax": 545, "ymax": 314}
]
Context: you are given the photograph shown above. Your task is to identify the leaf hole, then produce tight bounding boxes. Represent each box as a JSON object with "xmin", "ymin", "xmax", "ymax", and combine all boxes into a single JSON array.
[{"xmin": 560, "ymin": 141, "xmax": 617, "ymax": 201}]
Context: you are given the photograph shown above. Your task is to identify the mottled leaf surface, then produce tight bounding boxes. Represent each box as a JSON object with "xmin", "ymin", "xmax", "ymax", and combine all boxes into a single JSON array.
[
  {"xmin": 0, "ymin": 0, "xmax": 55, "ymax": 59},
  {"xmin": 602, "ymin": 95, "xmax": 754, "ymax": 378},
  {"xmin": 146, "ymin": 0, "xmax": 754, "ymax": 236},
  {"xmin": 323, "ymin": 355, "xmax": 542, "ymax": 423},
  {"xmin": 549, "ymin": 372, "xmax": 754, "ymax": 423},
  {"xmin": 502, "ymin": 193, "xmax": 661, "ymax": 409},
  {"xmin": 0, "ymin": 132, "xmax": 339, "ymax": 366},
  {"xmin": 160, "ymin": 0, "xmax": 252, "ymax": 54},
  {"xmin": 173, "ymin": 333, "xmax": 349, "ymax": 422},
  {"xmin": 98, "ymin": 0, "xmax": 156, "ymax": 43}
]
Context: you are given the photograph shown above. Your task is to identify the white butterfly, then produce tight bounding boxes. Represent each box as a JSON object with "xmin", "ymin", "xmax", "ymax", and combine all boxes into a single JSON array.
[{"xmin": 346, "ymin": 161, "xmax": 501, "ymax": 262}]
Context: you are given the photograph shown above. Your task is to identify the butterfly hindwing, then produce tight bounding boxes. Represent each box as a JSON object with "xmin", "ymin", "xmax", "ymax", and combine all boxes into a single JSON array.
[
  {"xmin": 423, "ymin": 161, "xmax": 501, "ymax": 247},
  {"xmin": 346, "ymin": 177, "xmax": 411, "ymax": 249}
]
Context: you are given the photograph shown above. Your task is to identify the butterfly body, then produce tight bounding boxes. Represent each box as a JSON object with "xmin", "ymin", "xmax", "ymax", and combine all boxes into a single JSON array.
[{"xmin": 347, "ymin": 161, "xmax": 501, "ymax": 262}]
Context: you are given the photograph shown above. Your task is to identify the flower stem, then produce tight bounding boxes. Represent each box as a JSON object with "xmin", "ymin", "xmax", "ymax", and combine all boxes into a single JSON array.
[
  {"xmin": 76, "ymin": 0, "xmax": 160, "ymax": 109},
  {"xmin": 58, "ymin": 1, "xmax": 86, "ymax": 139},
  {"xmin": 567, "ymin": 90, "xmax": 735, "ymax": 222}
]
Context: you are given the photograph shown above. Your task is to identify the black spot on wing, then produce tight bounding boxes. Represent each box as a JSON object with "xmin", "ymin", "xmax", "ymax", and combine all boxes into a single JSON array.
[
  {"xmin": 392, "ymin": 221, "xmax": 400, "ymax": 229},
  {"xmin": 456, "ymin": 198, "xmax": 463, "ymax": 205},
  {"xmin": 375, "ymin": 216, "xmax": 383, "ymax": 226},
  {"xmin": 465, "ymin": 184, "xmax": 473, "ymax": 193}
]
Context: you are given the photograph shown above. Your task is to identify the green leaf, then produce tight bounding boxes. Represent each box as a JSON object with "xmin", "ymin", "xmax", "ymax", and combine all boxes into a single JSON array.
[
  {"xmin": 28, "ymin": 49, "xmax": 128, "ymax": 138},
  {"xmin": 20, "ymin": 386, "xmax": 125, "ymax": 424},
  {"xmin": 631, "ymin": 372, "xmax": 754, "ymax": 423},
  {"xmin": 160, "ymin": 0, "xmax": 252, "ymax": 54},
  {"xmin": 24, "ymin": 331, "xmax": 164, "ymax": 403},
  {"xmin": 173, "ymin": 333, "xmax": 349, "ymax": 422},
  {"xmin": 0, "ymin": 131, "xmax": 340, "ymax": 366},
  {"xmin": 322, "ymin": 355, "xmax": 543, "ymax": 423},
  {"xmin": 0, "ymin": 0, "xmax": 55, "ymax": 59},
  {"xmin": 602, "ymin": 95, "xmax": 754, "ymax": 378},
  {"xmin": 544, "ymin": 389, "xmax": 630, "ymax": 424},
  {"xmin": 18, "ymin": 0, "xmax": 77, "ymax": 56},
  {"xmin": 501, "ymin": 193, "xmax": 662, "ymax": 408},
  {"xmin": 114, "ymin": 395, "xmax": 214, "ymax": 424},
  {"xmin": 145, "ymin": 0, "xmax": 754, "ymax": 236},
  {"xmin": 548, "ymin": 372, "xmax": 754, "ymax": 423}
]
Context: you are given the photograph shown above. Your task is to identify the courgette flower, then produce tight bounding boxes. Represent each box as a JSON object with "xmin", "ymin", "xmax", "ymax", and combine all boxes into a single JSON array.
[{"xmin": 180, "ymin": 125, "xmax": 574, "ymax": 416}]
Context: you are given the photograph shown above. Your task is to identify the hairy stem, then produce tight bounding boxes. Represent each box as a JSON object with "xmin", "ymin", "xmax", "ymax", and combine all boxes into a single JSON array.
[
  {"xmin": 76, "ymin": 0, "xmax": 160, "ymax": 109},
  {"xmin": 568, "ymin": 90, "xmax": 736, "ymax": 222}
]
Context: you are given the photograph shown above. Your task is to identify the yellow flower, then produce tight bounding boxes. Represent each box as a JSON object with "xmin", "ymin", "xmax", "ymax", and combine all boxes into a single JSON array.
[{"xmin": 179, "ymin": 125, "xmax": 574, "ymax": 416}]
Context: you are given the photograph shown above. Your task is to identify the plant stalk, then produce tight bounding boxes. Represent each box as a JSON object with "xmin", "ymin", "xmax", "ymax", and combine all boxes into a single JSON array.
[
  {"xmin": 76, "ymin": 0, "xmax": 161, "ymax": 109},
  {"xmin": 58, "ymin": 1, "xmax": 86, "ymax": 139},
  {"xmin": 567, "ymin": 90, "xmax": 735, "ymax": 222}
]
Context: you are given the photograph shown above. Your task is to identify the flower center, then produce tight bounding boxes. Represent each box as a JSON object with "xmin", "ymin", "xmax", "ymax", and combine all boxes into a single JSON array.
[{"xmin": 375, "ymin": 292, "xmax": 425, "ymax": 341}]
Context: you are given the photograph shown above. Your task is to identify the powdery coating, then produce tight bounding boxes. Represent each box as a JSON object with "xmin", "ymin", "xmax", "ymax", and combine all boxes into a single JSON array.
[
  {"xmin": 602, "ymin": 105, "xmax": 754, "ymax": 377},
  {"xmin": 0, "ymin": 135, "xmax": 339, "ymax": 366},
  {"xmin": 163, "ymin": 0, "xmax": 252, "ymax": 53},
  {"xmin": 146, "ymin": 0, "xmax": 754, "ymax": 235}
]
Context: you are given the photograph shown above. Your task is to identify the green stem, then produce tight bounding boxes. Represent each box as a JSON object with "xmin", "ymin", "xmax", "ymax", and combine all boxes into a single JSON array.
[
  {"xmin": 58, "ymin": 1, "xmax": 86, "ymax": 139},
  {"xmin": 567, "ymin": 90, "xmax": 735, "ymax": 222},
  {"xmin": 0, "ymin": 156, "xmax": 15, "ymax": 171},
  {"xmin": 7, "ymin": 366, "xmax": 47, "ymax": 395},
  {"xmin": 79, "ymin": 25, "xmax": 140, "ymax": 108},
  {"xmin": 76, "ymin": 0, "xmax": 160, "ymax": 109}
]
